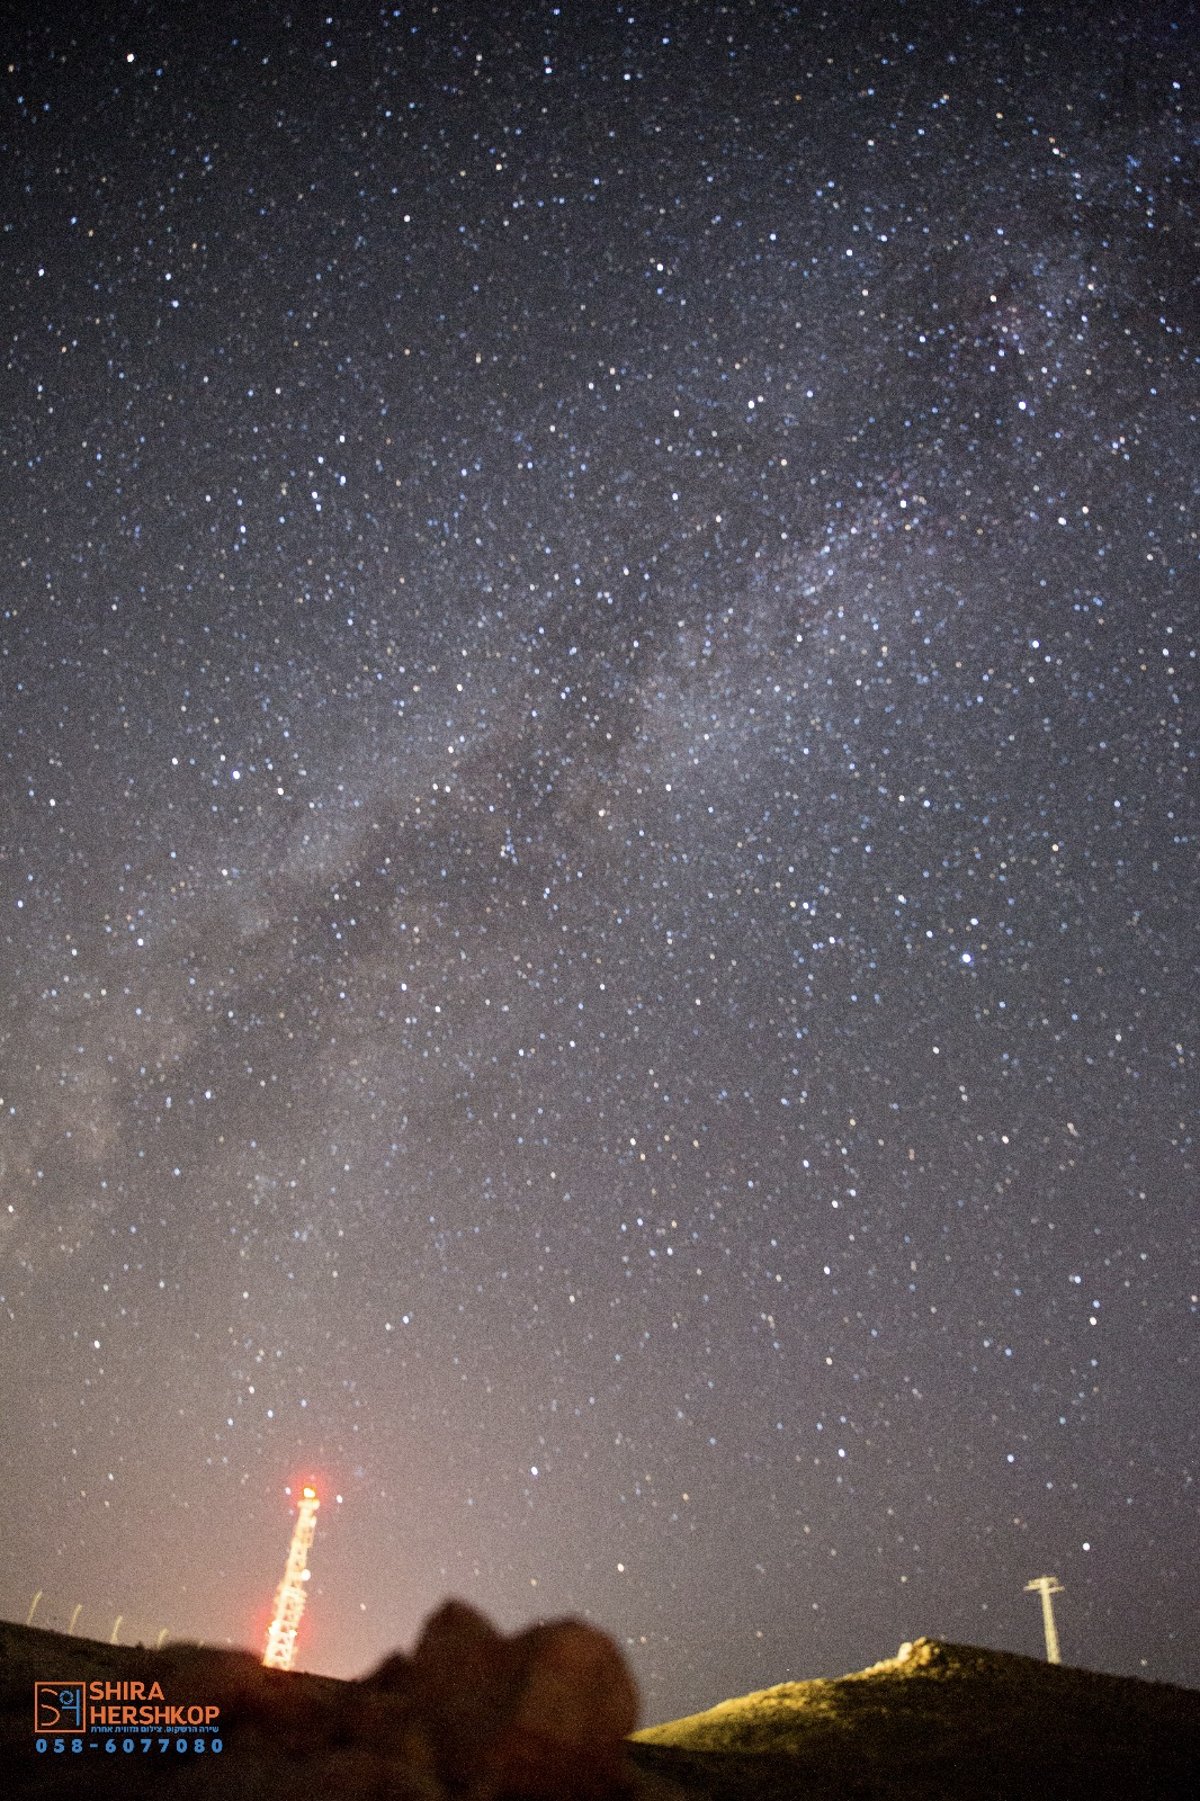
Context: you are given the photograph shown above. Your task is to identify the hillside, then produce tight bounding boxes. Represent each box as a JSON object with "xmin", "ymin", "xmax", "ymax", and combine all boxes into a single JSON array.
[
  {"xmin": 2, "ymin": 1617, "xmax": 1196, "ymax": 1798},
  {"xmin": 630, "ymin": 1635, "xmax": 1199, "ymax": 1798}
]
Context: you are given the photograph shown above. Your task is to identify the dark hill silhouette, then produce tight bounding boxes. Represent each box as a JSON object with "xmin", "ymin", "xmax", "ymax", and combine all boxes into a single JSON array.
[{"xmin": 2, "ymin": 1615, "xmax": 1196, "ymax": 1798}]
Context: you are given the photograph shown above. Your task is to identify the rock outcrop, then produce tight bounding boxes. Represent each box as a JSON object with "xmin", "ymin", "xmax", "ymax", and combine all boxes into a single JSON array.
[{"xmin": 365, "ymin": 1599, "xmax": 640, "ymax": 1798}]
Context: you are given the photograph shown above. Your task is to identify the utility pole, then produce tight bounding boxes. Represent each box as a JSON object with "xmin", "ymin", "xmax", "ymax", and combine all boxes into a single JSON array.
[
  {"xmin": 263, "ymin": 1485, "xmax": 320, "ymax": 1671},
  {"xmin": 1025, "ymin": 1575, "xmax": 1064, "ymax": 1664}
]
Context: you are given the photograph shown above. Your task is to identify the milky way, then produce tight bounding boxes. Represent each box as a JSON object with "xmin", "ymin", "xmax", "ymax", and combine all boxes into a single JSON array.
[{"xmin": 2, "ymin": 1, "xmax": 1196, "ymax": 1716}]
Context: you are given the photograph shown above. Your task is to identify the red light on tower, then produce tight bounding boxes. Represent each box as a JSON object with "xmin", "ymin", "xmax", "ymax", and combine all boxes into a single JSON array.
[{"xmin": 263, "ymin": 1485, "xmax": 320, "ymax": 1671}]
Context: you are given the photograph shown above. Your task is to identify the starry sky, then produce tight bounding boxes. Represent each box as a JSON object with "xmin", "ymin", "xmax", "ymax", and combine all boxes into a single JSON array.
[{"xmin": 2, "ymin": 0, "xmax": 1196, "ymax": 1721}]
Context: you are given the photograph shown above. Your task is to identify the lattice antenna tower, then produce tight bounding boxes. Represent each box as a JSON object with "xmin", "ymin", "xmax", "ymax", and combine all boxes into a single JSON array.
[{"xmin": 263, "ymin": 1485, "xmax": 320, "ymax": 1671}]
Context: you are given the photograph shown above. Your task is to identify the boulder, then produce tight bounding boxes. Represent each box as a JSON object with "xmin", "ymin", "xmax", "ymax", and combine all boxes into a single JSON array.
[
  {"xmin": 366, "ymin": 1599, "xmax": 639, "ymax": 1799},
  {"xmin": 491, "ymin": 1616, "xmax": 639, "ymax": 1798}
]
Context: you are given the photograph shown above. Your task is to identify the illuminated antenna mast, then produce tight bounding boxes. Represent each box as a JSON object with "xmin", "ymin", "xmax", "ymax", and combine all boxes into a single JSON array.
[
  {"xmin": 263, "ymin": 1485, "xmax": 320, "ymax": 1671},
  {"xmin": 1024, "ymin": 1574, "xmax": 1064, "ymax": 1664}
]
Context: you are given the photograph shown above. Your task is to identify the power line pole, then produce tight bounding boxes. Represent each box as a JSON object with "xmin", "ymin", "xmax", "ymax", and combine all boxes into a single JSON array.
[
  {"xmin": 263, "ymin": 1485, "xmax": 320, "ymax": 1671},
  {"xmin": 1024, "ymin": 1574, "xmax": 1064, "ymax": 1663}
]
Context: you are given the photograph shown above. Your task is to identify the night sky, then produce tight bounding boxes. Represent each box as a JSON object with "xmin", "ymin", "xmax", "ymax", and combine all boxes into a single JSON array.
[{"xmin": 2, "ymin": 0, "xmax": 1196, "ymax": 1721}]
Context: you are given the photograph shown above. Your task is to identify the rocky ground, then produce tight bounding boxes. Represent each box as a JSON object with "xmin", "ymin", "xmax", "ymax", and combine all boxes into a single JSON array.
[{"xmin": 3, "ymin": 1612, "xmax": 1196, "ymax": 1798}]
